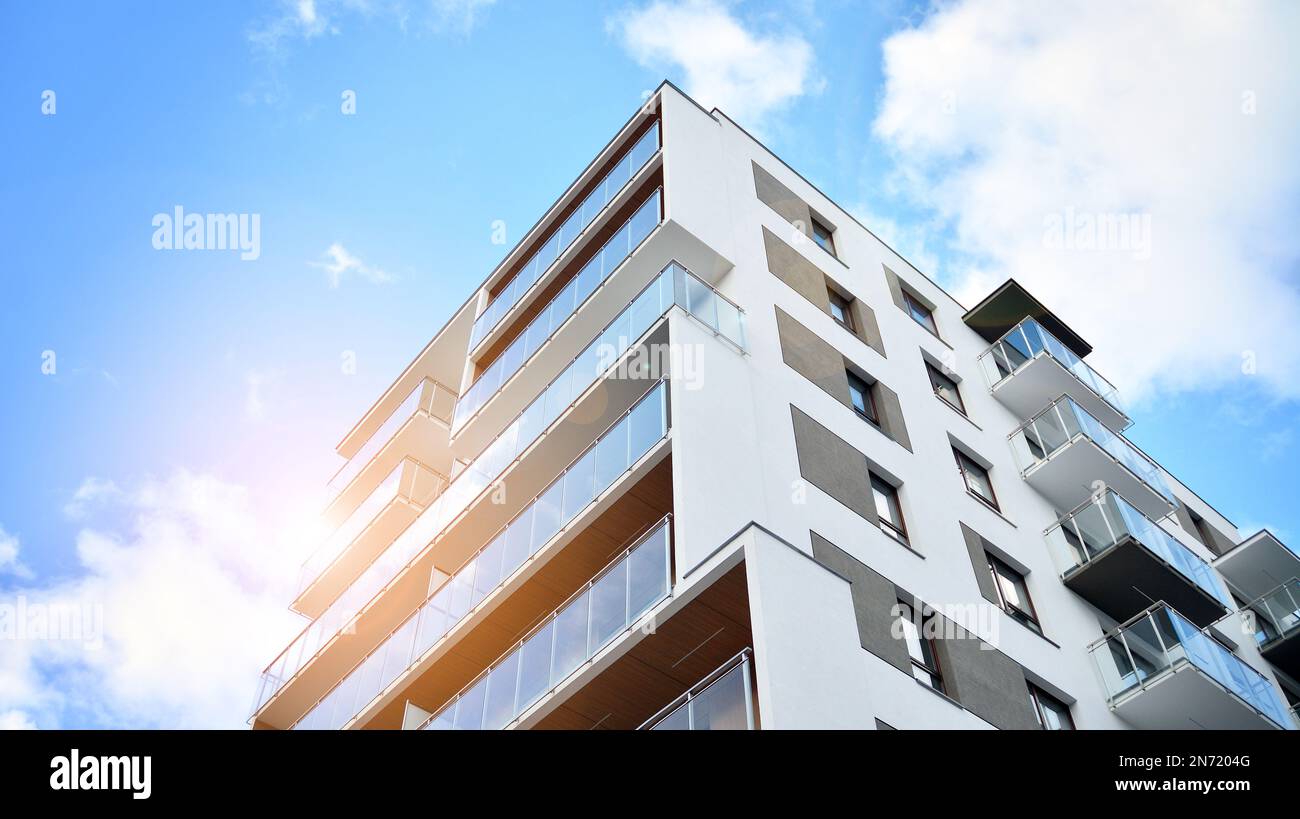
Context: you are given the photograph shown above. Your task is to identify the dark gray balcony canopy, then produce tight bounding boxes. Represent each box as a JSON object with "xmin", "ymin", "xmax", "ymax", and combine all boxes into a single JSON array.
[{"xmin": 963, "ymin": 279, "xmax": 1092, "ymax": 359}]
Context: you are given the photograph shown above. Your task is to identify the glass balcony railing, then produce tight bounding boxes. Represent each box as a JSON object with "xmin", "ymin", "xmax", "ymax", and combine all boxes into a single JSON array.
[
  {"xmin": 1089, "ymin": 603, "xmax": 1292, "ymax": 729},
  {"xmin": 978, "ymin": 318, "xmax": 1124, "ymax": 420},
  {"xmin": 640, "ymin": 649, "xmax": 757, "ymax": 730},
  {"xmin": 468, "ymin": 123, "xmax": 661, "ymax": 352},
  {"xmin": 298, "ymin": 458, "xmax": 448, "ymax": 597},
  {"xmin": 1240, "ymin": 579, "xmax": 1300, "ymax": 650},
  {"xmin": 1046, "ymin": 490, "xmax": 1230, "ymax": 608},
  {"xmin": 325, "ymin": 378, "xmax": 457, "ymax": 503},
  {"xmin": 453, "ymin": 187, "xmax": 663, "ymax": 432},
  {"xmin": 291, "ymin": 386, "xmax": 670, "ymax": 730},
  {"xmin": 1010, "ymin": 395, "xmax": 1174, "ymax": 503},
  {"xmin": 417, "ymin": 516, "xmax": 673, "ymax": 731},
  {"xmin": 253, "ymin": 261, "xmax": 739, "ymax": 720}
]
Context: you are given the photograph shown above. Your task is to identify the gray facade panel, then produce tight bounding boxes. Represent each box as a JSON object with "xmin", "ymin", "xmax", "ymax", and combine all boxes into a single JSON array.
[{"xmin": 790, "ymin": 406, "xmax": 877, "ymax": 525}]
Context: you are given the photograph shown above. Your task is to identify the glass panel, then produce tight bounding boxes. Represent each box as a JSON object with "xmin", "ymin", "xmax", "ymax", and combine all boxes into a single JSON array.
[
  {"xmin": 550, "ymin": 590, "xmax": 590, "ymax": 685},
  {"xmin": 531, "ymin": 480, "xmax": 564, "ymax": 553},
  {"xmin": 689, "ymin": 664, "xmax": 749, "ymax": 730},
  {"xmin": 452, "ymin": 676, "xmax": 488, "ymax": 730},
  {"xmin": 415, "ymin": 590, "xmax": 450, "ymax": 657},
  {"xmin": 649, "ymin": 706, "xmax": 691, "ymax": 731},
  {"xmin": 516, "ymin": 620, "xmax": 555, "ymax": 713},
  {"xmin": 627, "ymin": 385, "xmax": 665, "ymax": 463},
  {"xmin": 472, "ymin": 532, "xmax": 508, "ymax": 603},
  {"xmin": 562, "ymin": 448, "xmax": 597, "ymax": 525},
  {"xmin": 502, "ymin": 506, "xmax": 534, "ymax": 574},
  {"xmin": 379, "ymin": 616, "xmax": 417, "ymax": 693},
  {"xmin": 588, "ymin": 560, "xmax": 628, "ymax": 653},
  {"xmin": 593, "ymin": 416, "xmax": 630, "ymax": 492},
  {"xmin": 481, "ymin": 651, "xmax": 521, "ymax": 730},
  {"xmin": 627, "ymin": 525, "xmax": 669, "ymax": 618}
]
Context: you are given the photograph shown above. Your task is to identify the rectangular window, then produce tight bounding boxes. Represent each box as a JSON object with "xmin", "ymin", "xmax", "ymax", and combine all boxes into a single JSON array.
[
  {"xmin": 1029, "ymin": 685, "xmax": 1075, "ymax": 730},
  {"xmin": 871, "ymin": 474, "xmax": 908, "ymax": 545},
  {"xmin": 811, "ymin": 217, "xmax": 835, "ymax": 256},
  {"xmin": 847, "ymin": 371, "xmax": 879, "ymax": 427},
  {"xmin": 828, "ymin": 289, "xmax": 854, "ymax": 331},
  {"xmin": 954, "ymin": 448, "xmax": 1000, "ymax": 512},
  {"xmin": 988, "ymin": 555, "xmax": 1040, "ymax": 633},
  {"xmin": 926, "ymin": 363, "xmax": 965, "ymax": 414},
  {"xmin": 897, "ymin": 600, "xmax": 944, "ymax": 693},
  {"xmin": 902, "ymin": 289, "xmax": 938, "ymax": 335}
]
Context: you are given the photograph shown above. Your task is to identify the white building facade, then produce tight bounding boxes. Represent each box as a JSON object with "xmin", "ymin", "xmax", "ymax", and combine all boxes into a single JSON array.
[{"xmin": 249, "ymin": 83, "xmax": 1300, "ymax": 731}]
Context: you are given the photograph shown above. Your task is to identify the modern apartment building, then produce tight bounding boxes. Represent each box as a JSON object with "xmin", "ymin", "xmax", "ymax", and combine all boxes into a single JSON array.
[{"xmin": 249, "ymin": 82, "xmax": 1300, "ymax": 731}]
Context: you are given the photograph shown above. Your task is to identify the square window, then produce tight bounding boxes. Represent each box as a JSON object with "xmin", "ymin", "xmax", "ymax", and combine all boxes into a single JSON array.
[
  {"xmin": 902, "ymin": 289, "xmax": 938, "ymax": 335},
  {"xmin": 811, "ymin": 218, "xmax": 835, "ymax": 256},
  {"xmin": 871, "ymin": 473, "xmax": 908, "ymax": 545},
  {"xmin": 955, "ymin": 448, "xmax": 1000, "ymax": 512},
  {"xmin": 927, "ymin": 363, "xmax": 965, "ymax": 414},
  {"xmin": 828, "ymin": 289, "xmax": 854, "ymax": 331},
  {"xmin": 1029, "ymin": 685, "xmax": 1075, "ymax": 730},
  {"xmin": 847, "ymin": 371, "xmax": 879, "ymax": 426},
  {"xmin": 988, "ymin": 555, "xmax": 1041, "ymax": 633}
]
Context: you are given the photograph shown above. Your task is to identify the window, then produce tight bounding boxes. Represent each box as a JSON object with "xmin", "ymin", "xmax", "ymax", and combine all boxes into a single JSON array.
[
  {"xmin": 1029, "ymin": 685, "xmax": 1075, "ymax": 730},
  {"xmin": 954, "ymin": 448, "xmax": 999, "ymax": 511},
  {"xmin": 871, "ymin": 474, "xmax": 908, "ymax": 545},
  {"xmin": 897, "ymin": 600, "xmax": 944, "ymax": 693},
  {"xmin": 988, "ymin": 555, "xmax": 1040, "ymax": 633},
  {"xmin": 902, "ymin": 289, "xmax": 938, "ymax": 335},
  {"xmin": 828, "ymin": 289, "xmax": 854, "ymax": 331},
  {"xmin": 926, "ymin": 363, "xmax": 965, "ymax": 414},
  {"xmin": 847, "ymin": 371, "xmax": 879, "ymax": 427},
  {"xmin": 811, "ymin": 217, "xmax": 835, "ymax": 256}
]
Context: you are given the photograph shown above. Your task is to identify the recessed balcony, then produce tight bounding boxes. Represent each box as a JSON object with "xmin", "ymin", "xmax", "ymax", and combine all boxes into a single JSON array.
[
  {"xmin": 640, "ymin": 649, "xmax": 758, "ymax": 730},
  {"xmin": 1090, "ymin": 603, "xmax": 1293, "ymax": 730},
  {"xmin": 1046, "ymin": 490, "xmax": 1230, "ymax": 627},
  {"xmin": 1239, "ymin": 579, "xmax": 1300, "ymax": 679},
  {"xmin": 977, "ymin": 317, "xmax": 1129, "ymax": 432},
  {"xmin": 1010, "ymin": 395, "xmax": 1176, "ymax": 520}
]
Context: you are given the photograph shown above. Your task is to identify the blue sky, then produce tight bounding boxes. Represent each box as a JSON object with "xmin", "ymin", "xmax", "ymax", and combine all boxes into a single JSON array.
[{"xmin": 1, "ymin": 0, "xmax": 1297, "ymax": 728}]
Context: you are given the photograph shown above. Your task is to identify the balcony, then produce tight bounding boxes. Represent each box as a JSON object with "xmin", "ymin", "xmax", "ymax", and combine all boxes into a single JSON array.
[
  {"xmin": 325, "ymin": 377, "xmax": 456, "ymax": 510},
  {"xmin": 977, "ymin": 317, "xmax": 1129, "ymax": 432},
  {"xmin": 1238, "ymin": 579, "xmax": 1300, "ymax": 678},
  {"xmin": 640, "ymin": 649, "xmax": 758, "ymax": 730},
  {"xmin": 1010, "ymin": 395, "xmax": 1176, "ymax": 520},
  {"xmin": 1046, "ymin": 490, "xmax": 1230, "ymax": 627},
  {"xmin": 273, "ymin": 380, "xmax": 671, "ymax": 729},
  {"xmin": 1215, "ymin": 530, "xmax": 1300, "ymax": 602},
  {"xmin": 454, "ymin": 187, "xmax": 663, "ymax": 432},
  {"xmin": 417, "ymin": 516, "xmax": 673, "ymax": 730},
  {"xmin": 295, "ymin": 458, "xmax": 447, "ymax": 616},
  {"xmin": 252, "ymin": 262, "xmax": 741, "ymax": 726},
  {"xmin": 1090, "ymin": 603, "xmax": 1293, "ymax": 730},
  {"xmin": 467, "ymin": 122, "xmax": 661, "ymax": 354}
]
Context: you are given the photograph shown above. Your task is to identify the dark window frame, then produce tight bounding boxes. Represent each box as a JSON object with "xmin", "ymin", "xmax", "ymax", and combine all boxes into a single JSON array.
[
  {"xmin": 902, "ymin": 288, "xmax": 938, "ymax": 335},
  {"xmin": 847, "ymin": 371, "xmax": 880, "ymax": 427},
  {"xmin": 870, "ymin": 473, "xmax": 908, "ymax": 545},
  {"xmin": 926, "ymin": 362, "xmax": 965, "ymax": 414},
  {"xmin": 897, "ymin": 600, "xmax": 945, "ymax": 694},
  {"xmin": 1028, "ymin": 684, "xmax": 1075, "ymax": 730},
  {"xmin": 828, "ymin": 288, "xmax": 854, "ymax": 331},
  {"xmin": 954, "ymin": 448, "xmax": 1000, "ymax": 512},
  {"xmin": 811, "ymin": 217, "xmax": 836, "ymax": 257},
  {"xmin": 987, "ymin": 554, "xmax": 1041, "ymax": 633}
]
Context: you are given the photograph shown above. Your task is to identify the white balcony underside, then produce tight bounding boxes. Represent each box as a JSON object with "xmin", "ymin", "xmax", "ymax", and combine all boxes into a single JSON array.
[
  {"xmin": 991, "ymin": 354, "xmax": 1128, "ymax": 432},
  {"xmin": 1112, "ymin": 664, "xmax": 1284, "ymax": 730},
  {"xmin": 1024, "ymin": 437, "xmax": 1172, "ymax": 521}
]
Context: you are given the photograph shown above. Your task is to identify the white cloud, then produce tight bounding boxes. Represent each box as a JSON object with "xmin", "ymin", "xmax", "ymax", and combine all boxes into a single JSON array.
[
  {"xmin": 873, "ymin": 0, "xmax": 1300, "ymax": 402},
  {"xmin": 312, "ymin": 242, "xmax": 393, "ymax": 289},
  {"xmin": 0, "ymin": 710, "xmax": 36, "ymax": 730},
  {"xmin": 613, "ymin": 0, "xmax": 819, "ymax": 129},
  {"xmin": 0, "ymin": 527, "xmax": 32, "ymax": 580},
  {"xmin": 0, "ymin": 472, "xmax": 308, "ymax": 729},
  {"xmin": 63, "ymin": 478, "xmax": 122, "ymax": 520}
]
